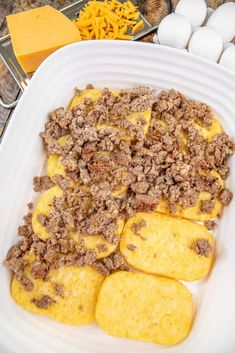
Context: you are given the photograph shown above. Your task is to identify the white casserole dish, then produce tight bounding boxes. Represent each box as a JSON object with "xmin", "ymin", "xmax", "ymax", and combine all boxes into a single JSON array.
[{"xmin": 0, "ymin": 40, "xmax": 235, "ymax": 353}]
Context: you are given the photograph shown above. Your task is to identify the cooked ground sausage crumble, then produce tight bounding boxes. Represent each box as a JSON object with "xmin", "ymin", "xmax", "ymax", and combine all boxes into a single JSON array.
[{"xmin": 5, "ymin": 85, "xmax": 234, "ymax": 307}]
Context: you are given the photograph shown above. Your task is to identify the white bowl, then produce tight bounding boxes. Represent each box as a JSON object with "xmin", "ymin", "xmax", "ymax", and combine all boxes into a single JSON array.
[{"xmin": 0, "ymin": 40, "xmax": 235, "ymax": 353}]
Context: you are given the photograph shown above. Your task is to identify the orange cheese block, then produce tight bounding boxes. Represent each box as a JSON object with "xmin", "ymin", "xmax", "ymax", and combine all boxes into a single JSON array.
[{"xmin": 7, "ymin": 5, "xmax": 81, "ymax": 73}]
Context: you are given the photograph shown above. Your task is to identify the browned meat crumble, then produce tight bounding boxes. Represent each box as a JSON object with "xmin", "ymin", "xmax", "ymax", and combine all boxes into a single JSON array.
[
  {"xmin": 94, "ymin": 251, "xmax": 129, "ymax": 276},
  {"xmin": 204, "ymin": 220, "xmax": 217, "ymax": 231},
  {"xmin": 193, "ymin": 239, "xmax": 212, "ymax": 258},
  {"xmin": 96, "ymin": 243, "xmax": 108, "ymax": 253},
  {"xmin": 127, "ymin": 244, "xmax": 137, "ymax": 251},
  {"xmin": 53, "ymin": 283, "xmax": 65, "ymax": 298},
  {"xmin": 201, "ymin": 198, "xmax": 216, "ymax": 214},
  {"xmin": 219, "ymin": 188, "xmax": 233, "ymax": 206},
  {"xmin": 5, "ymin": 87, "xmax": 234, "ymax": 305},
  {"xmin": 31, "ymin": 295, "xmax": 56, "ymax": 309},
  {"xmin": 33, "ymin": 176, "xmax": 54, "ymax": 192},
  {"xmin": 131, "ymin": 219, "xmax": 147, "ymax": 235}
]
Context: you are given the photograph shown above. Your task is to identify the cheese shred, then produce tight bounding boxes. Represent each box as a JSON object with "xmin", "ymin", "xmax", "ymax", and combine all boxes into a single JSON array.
[{"xmin": 74, "ymin": 0, "xmax": 144, "ymax": 40}]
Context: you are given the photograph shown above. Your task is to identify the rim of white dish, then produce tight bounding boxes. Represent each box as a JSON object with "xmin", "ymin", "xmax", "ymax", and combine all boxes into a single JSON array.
[{"xmin": 33, "ymin": 40, "xmax": 235, "ymax": 80}]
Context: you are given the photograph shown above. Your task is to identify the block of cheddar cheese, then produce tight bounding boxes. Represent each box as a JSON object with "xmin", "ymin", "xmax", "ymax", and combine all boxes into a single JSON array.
[{"xmin": 7, "ymin": 5, "xmax": 81, "ymax": 73}]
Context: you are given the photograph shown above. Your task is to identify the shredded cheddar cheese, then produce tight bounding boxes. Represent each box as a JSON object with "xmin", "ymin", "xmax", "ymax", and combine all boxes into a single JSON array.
[{"xmin": 74, "ymin": 0, "xmax": 144, "ymax": 40}]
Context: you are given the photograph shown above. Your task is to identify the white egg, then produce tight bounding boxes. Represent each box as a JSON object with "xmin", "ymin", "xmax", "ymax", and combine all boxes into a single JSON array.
[
  {"xmin": 206, "ymin": 2, "xmax": 235, "ymax": 42},
  {"xmin": 175, "ymin": 0, "xmax": 207, "ymax": 27},
  {"xmin": 158, "ymin": 14, "xmax": 192, "ymax": 49},
  {"xmin": 219, "ymin": 45, "xmax": 235, "ymax": 71},
  {"xmin": 223, "ymin": 42, "xmax": 233, "ymax": 51},
  {"xmin": 192, "ymin": 26, "xmax": 200, "ymax": 34},
  {"xmin": 153, "ymin": 33, "xmax": 159, "ymax": 44},
  {"xmin": 188, "ymin": 27, "xmax": 223, "ymax": 62},
  {"xmin": 203, "ymin": 7, "xmax": 214, "ymax": 26}
]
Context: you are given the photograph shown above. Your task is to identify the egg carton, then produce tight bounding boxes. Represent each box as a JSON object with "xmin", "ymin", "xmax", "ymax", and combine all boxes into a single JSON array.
[
  {"xmin": 152, "ymin": 1, "xmax": 235, "ymax": 71},
  {"xmin": 0, "ymin": 0, "xmax": 173, "ymax": 110}
]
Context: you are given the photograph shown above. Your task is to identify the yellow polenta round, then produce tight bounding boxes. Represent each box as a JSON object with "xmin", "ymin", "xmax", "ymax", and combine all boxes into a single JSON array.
[
  {"xmin": 96, "ymin": 271, "xmax": 193, "ymax": 345},
  {"xmin": 194, "ymin": 117, "xmax": 222, "ymax": 141},
  {"xmin": 11, "ymin": 266, "xmax": 104, "ymax": 326},
  {"xmin": 47, "ymin": 155, "xmax": 66, "ymax": 179},
  {"xmin": 83, "ymin": 235, "xmax": 118, "ymax": 258},
  {"xmin": 32, "ymin": 185, "xmax": 63, "ymax": 240},
  {"xmin": 153, "ymin": 117, "xmax": 222, "ymax": 141},
  {"xmin": 156, "ymin": 170, "xmax": 224, "ymax": 222},
  {"xmin": 156, "ymin": 192, "xmax": 222, "ymax": 222},
  {"xmin": 69, "ymin": 88, "xmax": 102, "ymax": 109},
  {"xmin": 47, "ymin": 135, "xmax": 70, "ymax": 179},
  {"xmin": 120, "ymin": 212, "xmax": 214, "ymax": 281},
  {"xmin": 71, "ymin": 219, "xmax": 124, "ymax": 259},
  {"xmin": 47, "ymin": 138, "xmax": 127, "ymax": 196},
  {"xmin": 83, "ymin": 219, "xmax": 124, "ymax": 259}
]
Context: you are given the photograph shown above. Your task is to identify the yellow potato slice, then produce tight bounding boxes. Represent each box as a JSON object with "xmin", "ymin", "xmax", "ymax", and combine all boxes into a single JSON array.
[
  {"xmin": 120, "ymin": 212, "xmax": 214, "ymax": 281},
  {"xmin": 32, "ymin": 185, "xmax": 91, "ymax": 241},
  {"xmin": 12, "ymin": 265, "xmax": 104, "ymax": 326},
  {"xmin": 95, "ymin": 150, "xmax": 127, "ymax": 196},
  {"xmin": 23, "ymin": 252, "xmax": 36, "ymax": 264},
  {"xmin": 97, "ymin": 109, "xmax": 152, "ymax": 139},
  {"xmin": 157, "ymin": 192, "xmax": 222, "ymax": 222},
  {"xmin": 47, "ymin": 135, "xmax": 70, "ymax": 179},
  {"xmin": 111, "ymin": 187, "xmax": 127, "ymax": 197},
  {"xmin": 156, "ymin": 171, "xmax": 224, "ymax": 222},
  {"xmin": 83, "ymin": 219, "xmax": 124, "ymax": 258},
  {"xmin": 83, "ymin": 236, "xmax": 118, "ymax": 259},
  {"xmin": 48, "ymin": 140, "xmax": 127, "ymax": 196},
  {"xmin": 126, "ymin": 109, "xmax": 152, "ymax": 135},
  {"xmin": 194, "ymin": 117, "xmax": 222, "ymax": 141},
  {"xmin": 70, "ymin": 88, "xmax": 152, "ymax": 138},
  {"xmin": 47, "ymin": 155, "xmax": 66, "ymax": 178},
  {"xmin": 71, "ymin": 219, "xmax": 124, "ymax": 259},
  {"xmin": 96, "ymin": 271, "xmax": 193, "ymax": 345},
  {"xmin": 32, "ymin": 186, "xmax": 63, "ymax": 240},
  {"xmin": 69, "ymin": 89, "xmax": 102, "ymax": 109},
  {"xmin": 180, "ymin": 191, "xmax": 222, "ymax": 221},
  {"xmin": 156, "ymin": 118, "xmax": 168, "ymax": 132},
  {"xmin": 96, "ymin": 124, "xmax": 125, "ymax": 140}
]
